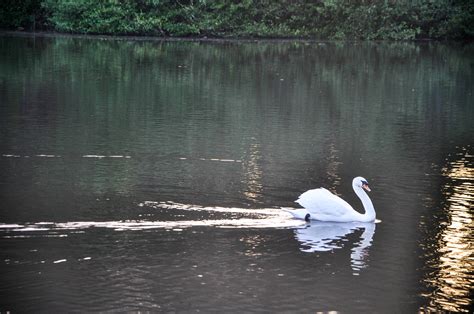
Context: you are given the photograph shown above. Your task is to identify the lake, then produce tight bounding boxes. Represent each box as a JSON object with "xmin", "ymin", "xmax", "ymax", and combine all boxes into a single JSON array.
[{"xmin": 0, "ymin": 33, "xmax": 473, "ymax": 312}]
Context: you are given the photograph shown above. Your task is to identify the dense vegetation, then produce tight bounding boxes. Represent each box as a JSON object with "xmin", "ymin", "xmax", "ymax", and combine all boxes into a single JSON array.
[{"xmin": 1, "ymin": 0, "xmax": 473, "ymax": 40}]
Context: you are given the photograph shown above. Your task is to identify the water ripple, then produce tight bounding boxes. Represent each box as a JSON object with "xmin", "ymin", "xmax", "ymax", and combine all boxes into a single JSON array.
[
  {"xmin": 420, "ymin": 147, "xmax": 474, "ymax": 312},
  {"xmin": 0, "ymin": 202, "xmax": 306, "ymax": 237}
]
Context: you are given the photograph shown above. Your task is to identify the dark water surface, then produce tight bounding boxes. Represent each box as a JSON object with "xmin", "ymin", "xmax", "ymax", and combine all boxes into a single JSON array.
[{"xmin": 0, "ymin": 33, "xmax": 473, "ymax": 312}]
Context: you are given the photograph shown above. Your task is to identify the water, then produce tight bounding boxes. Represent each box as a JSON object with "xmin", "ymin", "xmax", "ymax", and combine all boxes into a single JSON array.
[{"xmin": 0, "ymin": 33, "xmax": 473, "ymax": 312}]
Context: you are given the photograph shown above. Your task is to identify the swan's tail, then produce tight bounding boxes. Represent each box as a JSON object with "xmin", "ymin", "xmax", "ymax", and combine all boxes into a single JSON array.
[{"xmin": 281, "ymin": 208, "xmax": 311, "ymax": 221}]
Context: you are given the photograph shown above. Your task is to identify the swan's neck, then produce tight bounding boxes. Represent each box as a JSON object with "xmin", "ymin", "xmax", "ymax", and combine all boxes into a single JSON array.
[{"xmin": 353, "ymin": 185, "xmax": 376, "ymax": 222}]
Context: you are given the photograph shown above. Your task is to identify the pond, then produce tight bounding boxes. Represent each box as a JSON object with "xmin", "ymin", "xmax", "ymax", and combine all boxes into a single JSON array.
[{"xmin": 0, "ymin": 33, "xmax": 473, "ymax": 312}]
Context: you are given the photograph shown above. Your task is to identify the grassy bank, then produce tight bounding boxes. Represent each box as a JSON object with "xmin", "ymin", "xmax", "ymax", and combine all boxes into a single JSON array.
[{"xmin": 1, "ymin": 0, "xmax": 473, "ymax": 40}]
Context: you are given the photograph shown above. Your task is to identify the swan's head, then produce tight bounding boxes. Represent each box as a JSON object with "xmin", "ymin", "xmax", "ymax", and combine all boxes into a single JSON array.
[{"xmin": 353, "ymin": 176, "xmax": 371, "ymax": 192}]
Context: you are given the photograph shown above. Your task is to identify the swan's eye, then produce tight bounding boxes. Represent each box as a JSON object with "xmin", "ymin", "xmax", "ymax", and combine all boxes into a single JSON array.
[{"xmin": 361, "ymin": 180, "xmax": 368, "ymax": 185}]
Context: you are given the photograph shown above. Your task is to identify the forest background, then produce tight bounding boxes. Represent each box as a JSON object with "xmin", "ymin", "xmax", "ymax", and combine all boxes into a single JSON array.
[{"xmin": 0, "ymin": 0, "xmax": 473, "ymax": 40}]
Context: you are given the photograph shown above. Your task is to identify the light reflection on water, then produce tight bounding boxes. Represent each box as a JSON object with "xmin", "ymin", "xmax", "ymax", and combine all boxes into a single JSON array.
[
  {"xmin": 242, "ymin": 139, "xmax": 263, "ymax": 203},
  {"xmin": 421, "ymin": 147, "xmax": 473, "ymax": 312}
]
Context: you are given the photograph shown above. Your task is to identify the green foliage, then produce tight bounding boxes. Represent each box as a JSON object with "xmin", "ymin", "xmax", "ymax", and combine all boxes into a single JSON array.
[
  {"xmin": 1, "ymin": 0, "xmax": 473, "ymax": 39},
  {"xmin": 41, "ymin": 0, "xmax": 165, "ymax": 34}
]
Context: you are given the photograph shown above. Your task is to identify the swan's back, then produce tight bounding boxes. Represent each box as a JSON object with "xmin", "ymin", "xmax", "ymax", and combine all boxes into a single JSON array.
[{"xmin": 296, "ymin": 188, "xmax": 360, "ymax": 222}]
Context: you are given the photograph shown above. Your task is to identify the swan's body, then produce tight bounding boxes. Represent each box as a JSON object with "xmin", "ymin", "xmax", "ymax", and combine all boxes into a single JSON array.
[{"xmin": 285, "ymin": 176, "xmax": 375, "ymax": 222}]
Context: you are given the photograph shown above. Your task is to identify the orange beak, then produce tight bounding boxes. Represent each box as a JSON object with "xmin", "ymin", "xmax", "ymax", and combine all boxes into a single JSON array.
[{"xmin": 362, "ymin": 184, "xmax": 371, "ymax": 192}]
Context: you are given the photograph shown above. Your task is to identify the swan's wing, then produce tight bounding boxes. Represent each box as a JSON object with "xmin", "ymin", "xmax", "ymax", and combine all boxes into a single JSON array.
[{"xmin": 295, "ymin": 188, "xmax": 353, "ymax": 216}]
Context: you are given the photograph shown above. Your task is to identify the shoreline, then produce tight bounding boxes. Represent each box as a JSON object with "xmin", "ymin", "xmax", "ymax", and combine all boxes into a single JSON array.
[{"xmin": 0, "ymin": 29, "xmax": 450, "ymax": 44}]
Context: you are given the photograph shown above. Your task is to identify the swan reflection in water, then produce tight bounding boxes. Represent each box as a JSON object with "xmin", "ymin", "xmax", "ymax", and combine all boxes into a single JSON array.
[{"xmin": 294, "ymin": 221, "xmax": 376, "ymax": 273}]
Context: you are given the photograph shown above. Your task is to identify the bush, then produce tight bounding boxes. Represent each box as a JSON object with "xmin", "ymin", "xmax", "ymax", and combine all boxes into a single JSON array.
[
  {"xmin": 41, "ymin": 0, "xmax": 161, "ymax": 34},
  {"xmin": 1, "ymin": 0, "xmax": 473, "ymax": 39}
]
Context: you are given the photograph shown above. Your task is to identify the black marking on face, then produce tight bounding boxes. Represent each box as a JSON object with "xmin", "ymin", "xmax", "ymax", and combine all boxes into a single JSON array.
[{"xmin": 361, "ymin": 180, "xmax": 369, "ymax": 185}]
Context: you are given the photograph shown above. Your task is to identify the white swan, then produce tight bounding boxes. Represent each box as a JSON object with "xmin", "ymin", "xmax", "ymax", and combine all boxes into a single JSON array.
[{"xmin": 284, "ymin": 176, "xmax": 375, "ymax": 222}]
